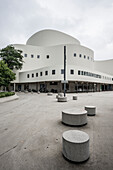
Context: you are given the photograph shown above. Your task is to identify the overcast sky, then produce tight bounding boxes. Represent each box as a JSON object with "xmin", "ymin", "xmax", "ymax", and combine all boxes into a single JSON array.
[{"xmin": 0, "ymin": 0, "xmax": 113, "ymax": 60}]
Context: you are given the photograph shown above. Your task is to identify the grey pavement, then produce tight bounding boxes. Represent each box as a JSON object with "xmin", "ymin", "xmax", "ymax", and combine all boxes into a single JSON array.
[
  {"xmin": 0, "ymin": 94, "xmax": 19, "ymax": 104},
  {"xmin": 0, "ymin": 92, "xmax": 113, "ymax": 170}
]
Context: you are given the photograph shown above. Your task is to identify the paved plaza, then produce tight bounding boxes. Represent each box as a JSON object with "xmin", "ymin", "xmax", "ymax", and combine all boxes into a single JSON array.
[{"xmin": 0, "ymin": 92, "xmax": 113, "ymax": 170}]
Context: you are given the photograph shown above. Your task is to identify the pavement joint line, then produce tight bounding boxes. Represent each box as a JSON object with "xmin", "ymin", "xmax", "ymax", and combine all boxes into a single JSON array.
[{"xmin": 0, "ymin": 145, "xmax": 17, "ymax": 157}]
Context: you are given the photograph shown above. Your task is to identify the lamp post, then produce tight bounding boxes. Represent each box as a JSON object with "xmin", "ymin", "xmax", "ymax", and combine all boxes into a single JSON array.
[{"xmin": 64, "ymin": 46, "xmax": 66, "ymax": 97}]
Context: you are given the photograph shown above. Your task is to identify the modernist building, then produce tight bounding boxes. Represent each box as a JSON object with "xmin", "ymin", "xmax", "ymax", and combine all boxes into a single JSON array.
[{"xmin": 12, "ymin": 29, "xmax": 113, "ymax": 92}]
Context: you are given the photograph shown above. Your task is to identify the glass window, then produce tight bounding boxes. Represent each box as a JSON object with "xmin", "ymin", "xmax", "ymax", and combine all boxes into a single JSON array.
[
  {"xmin": 87, "ymin": 56, "xmax": 89, "ymax": 60},
  {"xmin": 74, "ymin": 53, "xmax": 76, "ymax": 57},
  {"xmin": 31, "ymin": 54, "xmax": 34, "ymax": 58},
  {"xmin": 52, "ymin": 70, "xmax": 55, "ymax": 75},
  {"xmin": 61, "ymin": 69, "xmax": 64, "ymax": 74},
  {"xmin": 36, "ymin": 73, "xmax": 38, "ymax": 77},
  {"xmin": 70, "ymin": 69, "xmax": 74, "ymax": 74},
  {"xmin": 45, "ymin": 71, "xmax": 48, "ymax": 75},
  {"xmin": 46, "ymin": 55, "xmax": 49, "ymax": 59},
  {"xmin": 27, "ymin": 74, "xmax": 29, "ymax": 78},
  {"xmin": 37, "ymin": 55, "xmax": 40, "ymax": 58},
  {"xmin": 79, "ymin": 54, "xmax": 82, "ymax": 58},
  {"xmin": 32, "ymin": 73, "xmax": 34, "ymax": 78},
  {"xmin": 24, "ymin": 54, "xmax": 27, "ymax": 57},
  {"xmin": 84, "ymin": 55, "xmax": 86, "ymax": 59},
  {"xmin": 40, "ymin": 72, "xmax": 43, "ymax": 76},
  {"xmin": 78, "ymin": 70, "xmax": 80, "ymax": 75}
]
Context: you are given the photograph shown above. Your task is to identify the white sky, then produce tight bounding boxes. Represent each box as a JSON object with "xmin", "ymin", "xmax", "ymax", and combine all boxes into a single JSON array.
[{"xmin": 0, "ymin": 0, "xmax": 113, "ymax": 60}]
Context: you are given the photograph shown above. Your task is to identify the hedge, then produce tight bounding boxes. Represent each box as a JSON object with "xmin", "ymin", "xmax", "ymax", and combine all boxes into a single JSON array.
[{"xmin": 0, "ymin": 92, "xmax": 15, "ymax": 98}]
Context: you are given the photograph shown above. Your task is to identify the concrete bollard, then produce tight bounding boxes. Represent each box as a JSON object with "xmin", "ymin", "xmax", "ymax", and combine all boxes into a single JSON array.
[
  {"xmin": 62, "ymin": 130, "xmax": 90, "ymax": 162},
  {"xmin": 73, "ymin": 96, "xmax": 77, "ymax": 100},
  {"xmin": 62, "ymin": 108, "xmax": 87, "ymax": 126},
  {"xmin": 47, "ymin": 92, "xmax": 53, "ymax": 96},
  {"xmin": 57, "ymin": 96, "xmax": 67, "ymax": 102},
  {"xmin": 85, "ymin": 106, "xmax": 96, "ymax": 116}
]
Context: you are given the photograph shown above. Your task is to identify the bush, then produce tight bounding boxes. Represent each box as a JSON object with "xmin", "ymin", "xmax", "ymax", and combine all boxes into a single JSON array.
[{"xmin": 0, "ymin": 92, "xmax": 15, "ymax": 98}]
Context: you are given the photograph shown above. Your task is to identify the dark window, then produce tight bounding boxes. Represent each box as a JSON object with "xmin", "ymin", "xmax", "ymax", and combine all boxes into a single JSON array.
[
  {"xmin": 61, "ymin": 69, "xmax": 64, "ymax": 74},
  {"xmin": 79, "ymin": 54, "xmax": 82, "ymax": 58},
  {"xmin": 74, "ymin": 53, "xmax": 76, "ymax": 57},
  {"xmin": 70, "ymin": 69, "xmax": 74, "ymax": 74},
  {"xmin": 31, "ymin": 54, "xmax": 34, "ymax": 58},
  {"xmin": 32, "ymin": 73, "xmax": 34, "ymax": 78},
  {"xmin": 45, "ymin": 71, "xmax": 48, "ymax": 75},
  {"xmin": 84, "ymin": 55, "xmax": 86, "ymax": 59},
  {"xmin": 36, "ymin": 73, "xmax": 38, "ymax": 77},
  {"xmin": 46, "ymin": 55, "xmax": 49, "ymax": 59},
  {"xmin": 87, "ymin": 56, "xmax": 89, "ymax": 60},
  {"xmin": 27, "ymin": 74, "xmax": 29, "ymax": 78},
  {"xmin": 24, "ymin": 54, "xmax": 27, "ymax": 57},
  {"xmin": 78, "ymin": 70, "xmax": 80, "ymax": 75},
  {"xmin": 52, "ymin": 70, "xmax": 55, "ymax": 75},
  {"xmin": 37, "ymin": 55, "xmax": 40, "ymax": 58},
  {"xmin": 40, "ymin": 72, "xmax": 42, "ymax": 76},
  {"xmin": 50, "ymin": 82, "xmax": 58, "ymax": 85},
  {"xmin": 112, "ymin": 78, "xmax": 113, "ymax": 81}
]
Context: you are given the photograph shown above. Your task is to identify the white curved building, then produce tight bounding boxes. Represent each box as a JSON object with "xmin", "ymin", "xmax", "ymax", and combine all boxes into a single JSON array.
[{"xmin": 13, "ymin": 29, "xmax": 113, "ymax": 92}]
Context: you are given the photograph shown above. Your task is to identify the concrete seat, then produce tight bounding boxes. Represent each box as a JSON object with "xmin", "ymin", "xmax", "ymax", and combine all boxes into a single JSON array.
[
  {"xmin": 58, "ymin": 93, "xmax": 63, "ymax": 97},
  {"xmin": 47, "ymin": 92, "xmax": 53, "ymax": 96},
  {"xmin": 57, "ymin": 96, "xmax": 67, "ymax": 102},
  {"xmin": 73, "ymin": 96, "xmax": 77, "ymax": 100},
  {"xmin": 62, "ymin": 108, "xmax": 87, "ymax": 126},
  {"xmin": 56, "ymin": 93, "xmax": 64, "ymax": 98},
  {"xmin": 62, "ymin": 130, "xmax": 90, "ymax": 162},
  {"xmin": 85, "ymin": 106, "xmax": 96, "ymax": 116}
]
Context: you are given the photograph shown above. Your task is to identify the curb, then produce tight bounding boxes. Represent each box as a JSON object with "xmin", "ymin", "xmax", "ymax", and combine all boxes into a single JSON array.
[{"xmin": 0, "ymin": 94, "xmax": 19, "ymax": 103}]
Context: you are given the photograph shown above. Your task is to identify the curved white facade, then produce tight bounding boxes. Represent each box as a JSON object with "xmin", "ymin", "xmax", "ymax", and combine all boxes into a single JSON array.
[
  {"xmin": 13, "ymin": 29, "xmax": 113, "ymax": 92},
  {"xmin": 26, "ymin": 29, "xmax": 80, "ymax": 46}
]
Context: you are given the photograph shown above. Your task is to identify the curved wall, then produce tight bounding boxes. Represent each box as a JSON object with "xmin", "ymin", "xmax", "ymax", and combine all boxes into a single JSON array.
[
  {"xmin": 94, "ymin": 59, "xmax": 113, "ymax": 75},
  {"xmin": 14, "ymin": 43, "xmax": 94, "ymax": 72},
  {"xmin": 13, "ymin": 29, "xmax": 113, "ymax": 86},
  {"xmin": 26, "ymin": 29, "xmax": 80, "ymax": 46}
]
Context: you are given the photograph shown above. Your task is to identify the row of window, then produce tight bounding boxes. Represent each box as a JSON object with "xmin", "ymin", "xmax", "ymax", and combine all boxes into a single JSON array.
[
  {"xmin": 24, "ymin": 53, "xmax": 92, "ymax": 60},
  {"xmin": 26, "ymin": 69, "xmax": 75, "ymax": 78},
  {"xmin": 78, "ymin": 70, "xmax": 101, "ymax": 79},
  {"xmin": 27, "ymin": 69, "xmax": 65, "ymax": 78},
  {"xmin": 74, "ymin": 53, "xmax": 91, "ymax": 60},
  {"xmin": 24, "ymin": 54, "xmax": 49, "ymax": 59},
  {"xmin": 78, "ymin": 70, "xmax": 113, "ymax": 81},
  {"xmin": 27, "ymin": 69, "xmax": 113, "ymax": 81}
]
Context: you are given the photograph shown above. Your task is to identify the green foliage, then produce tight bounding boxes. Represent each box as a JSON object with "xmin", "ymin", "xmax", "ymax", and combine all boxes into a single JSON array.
[
  {"xmin": 0, "ymin": 45, "xmax": 24, "ymax": 70},
  {"xmin": 0, "ymin": 60, "xmax": 16, "ymax": 87},
  {"xmin": 0, "ymin": 92, "xmax": 15, "ymax": 98}
]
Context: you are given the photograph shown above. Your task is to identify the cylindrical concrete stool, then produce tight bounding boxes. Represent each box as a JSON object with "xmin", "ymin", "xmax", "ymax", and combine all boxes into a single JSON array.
[
  {"xmin": 62, "ymin": 109, "xmax": 87, "ymax": 126},
  {"xmin": 62, "ymin": 130, "xmax": 90, "ymax": 162},
  {"xmin": 73, "ymin": 96, "xmax": 77, "ymax": 100},
  {"xmin": 47, "ymin": 92, "xmax": 53, "ymax": 96},
  {"xmin": 58, "ymin": 93, "xmax": 63, "ymax": 97},
  {"xmin": 57, "ymin": 96, "xmax": 67, "ymax": 102},
  {"xmin": 85, "ymin": 106, "xmax": 96, "ymax": 116}
]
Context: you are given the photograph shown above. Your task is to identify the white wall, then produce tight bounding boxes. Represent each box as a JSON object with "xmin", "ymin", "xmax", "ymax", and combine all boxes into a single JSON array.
[
  {"xmin": 13, "ymin": 30, "xmax": 113, "ymax": 85},
  {"xmin": 94, "ymin": 59, "xmax": 113, "ymax": 75}
]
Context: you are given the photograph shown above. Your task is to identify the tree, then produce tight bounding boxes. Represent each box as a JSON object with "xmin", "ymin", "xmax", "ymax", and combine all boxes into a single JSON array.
[
  {"xmin": 0, "ymin": 60, "xmax": 16, "ymax": 88},
  {"xmin": 0, "ymin": 45, "xmax": 24, "ymax": 70}
]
